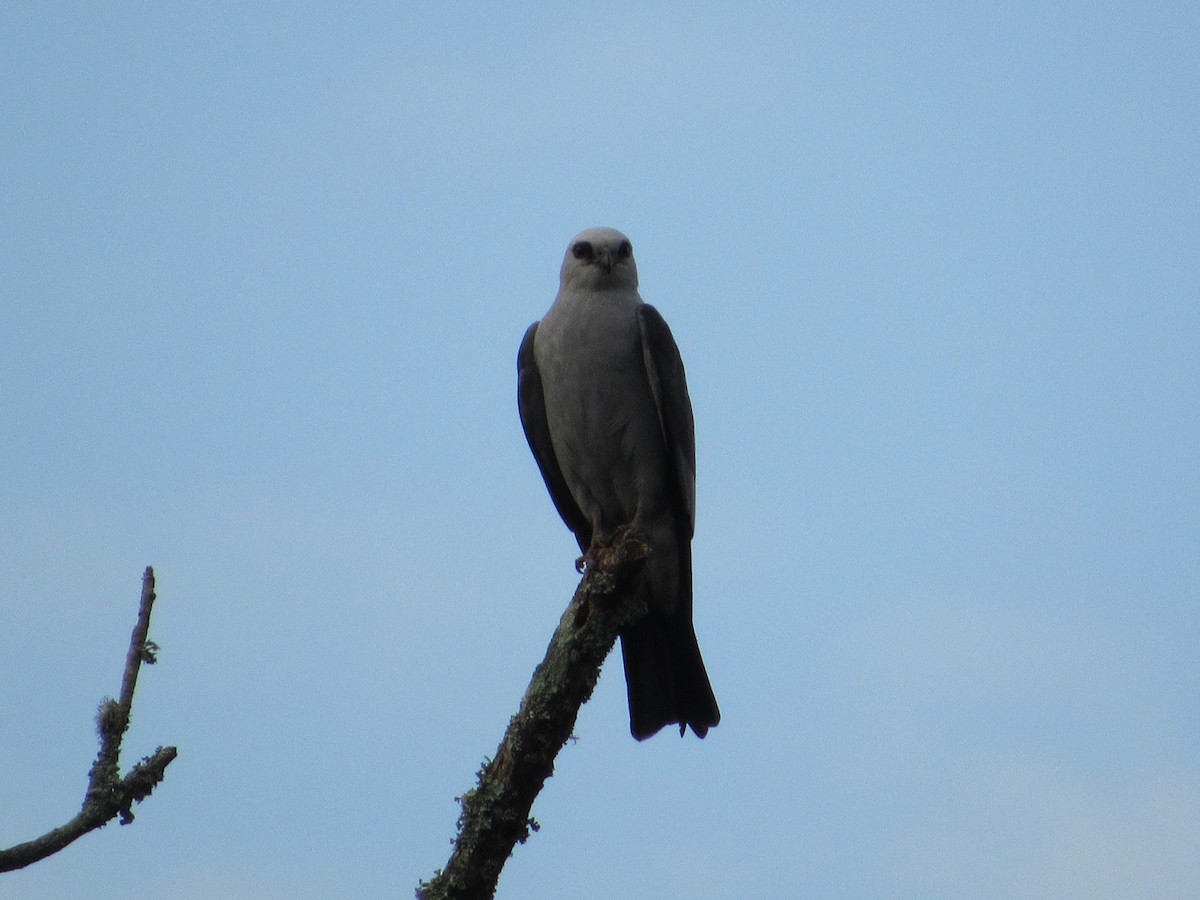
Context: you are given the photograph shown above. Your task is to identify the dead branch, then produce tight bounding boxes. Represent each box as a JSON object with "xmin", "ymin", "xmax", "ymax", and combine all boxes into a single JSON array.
[
  {"xmin": 417, "ymin": 531, "xmax": 649, "ymax": 900},
  {"xmin": 0, "ymin": 567, "xmax": 177, "ymax": 873}
]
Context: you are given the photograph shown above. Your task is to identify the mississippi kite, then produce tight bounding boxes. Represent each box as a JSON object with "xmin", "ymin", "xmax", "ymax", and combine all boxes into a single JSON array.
[{"xmin": 517, "ymin": 227, "xmax": 720, "ymax": 740}]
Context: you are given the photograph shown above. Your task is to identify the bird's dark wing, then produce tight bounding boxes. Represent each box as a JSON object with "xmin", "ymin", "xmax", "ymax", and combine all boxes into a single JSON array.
[
  {"xmin": 637, "ymin": 304, "xmax": 697, "ymax": 538},
  {"xmin": 517, "ymin": 321, "xmax": 591, "ymax": 550}
]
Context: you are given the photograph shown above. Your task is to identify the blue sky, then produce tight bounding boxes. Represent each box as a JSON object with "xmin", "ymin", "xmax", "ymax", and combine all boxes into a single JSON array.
[{"xmin": 2, "ymin": 4, "xmax": 1197, "ymax": 898}]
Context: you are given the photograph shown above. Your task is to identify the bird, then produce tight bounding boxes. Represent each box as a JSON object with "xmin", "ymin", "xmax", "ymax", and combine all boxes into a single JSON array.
[{"xmin": 517, "ymin": 227, "xmax": 720, "ymax": 740}]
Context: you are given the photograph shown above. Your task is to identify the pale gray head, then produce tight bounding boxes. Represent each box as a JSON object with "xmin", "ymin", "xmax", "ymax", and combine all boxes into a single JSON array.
[{"xmin": 558, "ymin": 227, "xmax": 639, "ymax": 292}]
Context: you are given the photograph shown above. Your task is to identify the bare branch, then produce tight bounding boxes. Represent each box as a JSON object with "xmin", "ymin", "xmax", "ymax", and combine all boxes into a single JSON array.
[
  {"xmin": 418, "ymin": 532, "xmax": 649, "ymax": 900},
  {"xmin": 0, "ymin": 567, "xmax": 177, "ymax": 873}
]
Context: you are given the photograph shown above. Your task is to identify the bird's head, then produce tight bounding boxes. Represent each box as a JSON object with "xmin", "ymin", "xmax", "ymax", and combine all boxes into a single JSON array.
[{"xmin": 559, "ymin": 227, "xmax": 639, "ymax": 292}]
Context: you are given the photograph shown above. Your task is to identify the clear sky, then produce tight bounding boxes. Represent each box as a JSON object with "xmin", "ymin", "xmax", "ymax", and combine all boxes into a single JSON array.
[{"xmin": 2, "ymin": 4, "xmax": 1197, "ymax": 898}]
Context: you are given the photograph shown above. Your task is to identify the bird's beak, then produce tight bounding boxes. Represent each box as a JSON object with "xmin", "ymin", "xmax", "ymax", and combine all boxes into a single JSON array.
[{"xmin": 598, "ymin": 248, "xmax": 615, "ymax": 272}]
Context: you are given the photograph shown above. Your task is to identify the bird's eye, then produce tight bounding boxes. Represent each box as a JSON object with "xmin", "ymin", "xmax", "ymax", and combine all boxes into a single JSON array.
[
  {"xmin": 572, "ymin": 241, "xmax": 594, "ymax": 260},
  {"xmin": 617, "ymin": 240, "xmax": 632, "ymax": 259}
]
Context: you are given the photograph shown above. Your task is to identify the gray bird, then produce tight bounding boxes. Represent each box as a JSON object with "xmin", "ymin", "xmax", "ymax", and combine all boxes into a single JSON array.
[{"xmin": 517, "ymin": 227, "xmax": 720, "ymax": 740}]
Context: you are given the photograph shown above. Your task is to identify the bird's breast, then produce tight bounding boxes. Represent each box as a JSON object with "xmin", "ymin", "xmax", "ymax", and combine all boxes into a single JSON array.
[{"xmin": 535, "ymin": 292, "xmax": 667, "ymax": 530}]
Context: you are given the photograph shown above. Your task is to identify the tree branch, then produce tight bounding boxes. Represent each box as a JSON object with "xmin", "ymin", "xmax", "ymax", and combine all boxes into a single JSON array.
[
  {"xmin": 418, "ymin": 531, "xmax": 649, "ymax": 900},
  {"xmin": 0, "ymin": 567, "xmax": 177, "ymax": 873}
]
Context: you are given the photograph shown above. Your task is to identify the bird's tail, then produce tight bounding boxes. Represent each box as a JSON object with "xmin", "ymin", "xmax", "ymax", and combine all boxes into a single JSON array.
[{"xmin": 620, "ymin": 606, "xmax": 720, "ymax": 741}]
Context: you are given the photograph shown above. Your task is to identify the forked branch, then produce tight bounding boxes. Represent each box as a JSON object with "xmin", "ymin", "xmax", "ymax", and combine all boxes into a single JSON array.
[{"xmin": 0, "ymin": 567, "xmax": 177, "ymax": 873}]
